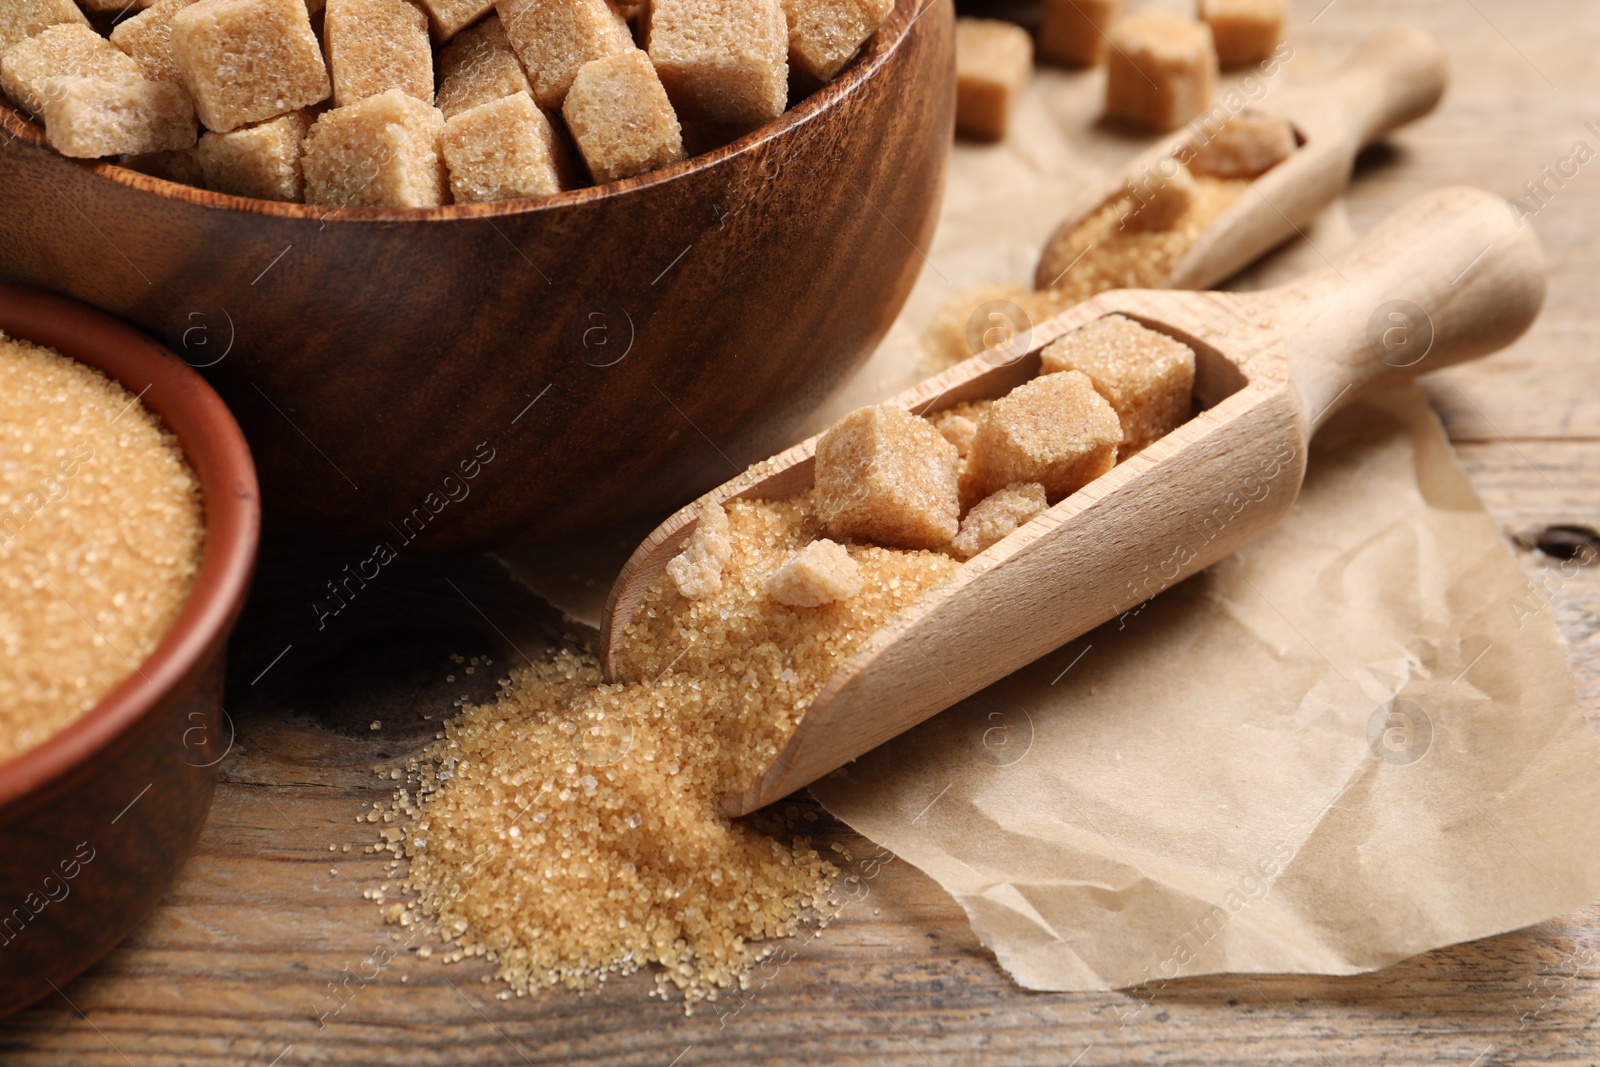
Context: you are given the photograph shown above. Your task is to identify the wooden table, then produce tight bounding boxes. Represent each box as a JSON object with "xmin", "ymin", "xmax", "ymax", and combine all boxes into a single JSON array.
[{"xmin": 6, "ymin": 0, "xmax": 1599, "ymax": 1062}]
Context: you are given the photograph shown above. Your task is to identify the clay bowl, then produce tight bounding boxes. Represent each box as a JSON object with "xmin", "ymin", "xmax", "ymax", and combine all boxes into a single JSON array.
[
  {"xmin": 0, "ymin": 0, "xmax": 954, "ymax": 551},
  {"xmin": 0, "ymin": 283, "xmax": 259, "ymax": 1017}
]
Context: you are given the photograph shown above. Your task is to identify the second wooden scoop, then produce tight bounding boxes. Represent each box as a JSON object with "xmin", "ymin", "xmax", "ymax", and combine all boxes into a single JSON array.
[
  {"xmin": 1035, "ymin": 25, "xmax": 1449, "ymax": 293},
  {"xmin": 603, "ymin": 187, "xmax": 1545, "ymax": 816}
]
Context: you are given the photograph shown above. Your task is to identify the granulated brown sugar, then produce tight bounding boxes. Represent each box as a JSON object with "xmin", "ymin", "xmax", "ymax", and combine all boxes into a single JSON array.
[
  {"xmin": 384, "ymin": 491, "xmax": 958, "ymax": 1008},
  {"xmin": 0, "ymin": 333, "xmax": 204, "ymax": 763},
  {"xmin": 1036, "ymin": 173, "xmax": 1249, "ymax": 302}
]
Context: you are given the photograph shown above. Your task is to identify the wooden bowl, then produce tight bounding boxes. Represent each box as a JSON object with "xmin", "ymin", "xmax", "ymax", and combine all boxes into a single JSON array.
[
  {"xmin": 0, "ymin": 283, "xmax": 260, "ymax": 1017},
  {"xmin": 0, "ymin": 0, "xmax": 954, "ymax": 550}
]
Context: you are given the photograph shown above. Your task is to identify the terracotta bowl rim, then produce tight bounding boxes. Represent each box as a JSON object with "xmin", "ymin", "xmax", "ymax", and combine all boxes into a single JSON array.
[
  {"xmin": 0, "ymin": 283, "xmax": 261, "ymax": 810},
  {"xmin": 0, "ymin": 0, "xmax": 929, "ymax": 224}
]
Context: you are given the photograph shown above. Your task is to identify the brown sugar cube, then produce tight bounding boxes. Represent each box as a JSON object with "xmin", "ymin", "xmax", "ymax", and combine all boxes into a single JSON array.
[
  {"xmin": 1189, "ymin": 107, "xmax": 1294, "ymax": 178},
  {"xmin": 780, "ymin": 0, "xmax": 891, "ymax": 84},
  {"xmin": 967, "ymin": 371, "xmax": 1121, "ymax": 502},
  {"xmin": 928, "ymin": 399, "xmax": 993, "ymax": 459},
  {"xmin": 323, "ymin": 0, "xmax": 433, "ymax": 108},
  {"xmin": 1118, "ymin": 159, "xmax": 1194, "ymax": 232},
  {"xmin": 933, "ymin": 412, "xmax": 978, "ymax": 458},
  {"xmin": 434, "ymin": 14, "xmax": 530, "ymax": 119},
  {"xmin": 495, "ymin": 0, "xmax": 633, "ymax": 110},
  {"xmin": 647, "ymin": 0, "xmax": 789, "ymax": 125},
  {"xmin": 666, "ymin": 500, "xmax": 732, "ymax": 599},
  {"xmin": 951, "ymin": 482, "xmax": 1047, "ymax": 559},
  {"xmin": 954, "ymin": 17, "xmax": 1032, "ymax": 142},
  {"xmin": 109, "ymin": 0, "xmax": 196, "ymax": 84},
  {"xmin": 195, "ymin": 109, "xmax": 311, "ymax": 200},
  {"xmin": 562, "ymin": 50, "xmax": 685, "ymax": 184},
  {"xmin": 1199, "ymin": 0, "xmax": 1284, "ymax": 68},
  {"xmin": 815, "ymin": 404, "xmax": 961, "ymax": 550},
  {"xmin": 120, "ymin": 146, "xmax": 206, "ymax": 185},
  {"xmin": 765, "ymin": 539, "xmax": 862, "ymax": 607},
  {"xmin": 1104, "ymin": 10, "xmax": 1216, "ymax": 132},
  {"xmin": 414, "ymin": 0, "xmax": 496, "ymax": 42},
  {"xmin": 41, "ymin": 75, "xmax": 196, "ymax": 158},
  {"xmin": 1038, "ymin": 0, "xmax": 1121, "ymax": 67},
  {"xmin": 169, "ymin": 0, "xmax": 331, "ymax": 133},
  {"xmin": 302, "ymin": 88, "xmax": 446, "ymax": 207},
  {"xmin": 1, "ymin": 24, "xmax": 143, "ymax": 116},
  {"xmin": 443, "ymin": 93, "xmax": 568, "ymax": 203},
  {"xmin": 0, "ymin": 0, "xmax": 89, "ymax": 57},
  {"xmin": 1040, "ymin": 313, "xmax": 1195, "ymax": 455}
]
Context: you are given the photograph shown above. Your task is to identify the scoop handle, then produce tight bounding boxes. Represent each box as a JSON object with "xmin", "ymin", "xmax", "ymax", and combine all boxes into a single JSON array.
[
  {"xmin": 1262, "ymin": 186, "xmax": 1546, "ymax": 433},
  {"xmin": 1334, "ymin": 25, "xmax": 1448, "ymax": 149}
]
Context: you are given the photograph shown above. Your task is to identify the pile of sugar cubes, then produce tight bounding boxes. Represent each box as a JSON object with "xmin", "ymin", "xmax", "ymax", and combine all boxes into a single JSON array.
[
  {"xmin": 666, "ymin": 313, "xmax": 1196, "ymax": 610},
  {"xmin": 955, "ymin": 0, "xmax": 1287, "ymax": 141},
  {"xmin": 0, "ymin": 0, "xmax": 894, "ymax": 205},
  {"xmin": 820, "ymin": 314, "xmax": 1196, "ymax": 574}
]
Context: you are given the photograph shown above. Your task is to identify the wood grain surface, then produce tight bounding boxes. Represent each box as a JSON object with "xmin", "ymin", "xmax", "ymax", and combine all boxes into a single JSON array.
[{"xmin": 5, "ymin": 0, "xmax": 1600, "ymax": 1063}]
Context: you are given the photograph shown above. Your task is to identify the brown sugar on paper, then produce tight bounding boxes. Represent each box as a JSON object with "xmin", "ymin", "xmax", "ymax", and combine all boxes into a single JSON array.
[{"xmin": 813, "ymin": 385, "xmax": 1600, "ymax": 991}]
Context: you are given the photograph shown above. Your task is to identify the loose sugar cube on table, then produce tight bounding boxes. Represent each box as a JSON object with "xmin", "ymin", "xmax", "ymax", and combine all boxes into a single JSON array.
[
  {"xmin": 435, "ymin": 14, "xmax": 530, "ymax": 119},
  {"xmin": 966, "ymin": 371, "xmax": 1121, "ymax": 502},
  {"xmin": 952, "ymin": 482, "xmax": 1047, "ymax": 559},
  {"xmin": 1200, "ymin": 0, "xmax": 1284, "ymax": 68},
  {"xmin": 0, "ymin": 0, "xmax": 89, "ymax": 58},
  {"xmin": 443, "ymin": 93, "xmax": 568, "ymax": 203},
  {"xmin": 781, "ymin": 0, "xmax": 892, "ymax": 84},
  {"xmin": 324, "ymin": 0, "xmax": 434, "ymax": 108},
  {"xmin": 1104, "ymin": 10, "xmax": 1216, "ymax": 131},
  {"xmin": 815, "ymin": 404, "xmax": 961, "ymax": 550},
  {"xmin": 562, "ymin": 49, "xmax": 685, "ymax": 185},
  {"xmin": 42, "ymin": 75, "xmax": 196, "ymax": 158},
  {"xmin": 955, "ymin": 17, "xmax": 1032, "ymax": 142},
  {"xmin": 765, "ymin": 539, "xmax": 862, "ymax": 607},
  {"xmin": 170, "ymin": 0, "xmax": 331, "ymax": 133},
  {"xmin": 496, "ymin": 0, "xmax": 633, "ymax": 110},
  {"xmin": 414, "ymin": 0, "xmax": 496, "ymax": 42},
  {"xmin": 647, "ymin": 0, "xmax": 789, "ymax": 125},
  {"xmin": 109, "ymin": 0, "xmax": 197, "ymax": 84},
  {"xmin": 1038, "ymin": 0, "xmax": 1121, "ymax": 67},
  {"xmin": 1189, "ymin": 107, "xmax": 1294, "ymax": 178},
  {"xmin": 2, "ymin": 24, "xmax": 143, "ymax": 117},
  {"xmin": 303, "ymin": 88, "xmax": 446, "ymax": 207},
  {"xmin": 195, "ymin": 109, "xmax": 311, "ymax": 201},
  {"xmin": 1040, "ymin": 314, "xmax": 1194, "ymax": 456}
]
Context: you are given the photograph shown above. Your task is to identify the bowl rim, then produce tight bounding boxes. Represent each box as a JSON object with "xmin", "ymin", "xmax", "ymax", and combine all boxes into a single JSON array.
[
  {"xmin": 0, "ymin": 0, "xmax": 929, "ymax": 224},
  {"xmin": 0, "ymin": 283, "xmax": 261, "ymax": 810}
]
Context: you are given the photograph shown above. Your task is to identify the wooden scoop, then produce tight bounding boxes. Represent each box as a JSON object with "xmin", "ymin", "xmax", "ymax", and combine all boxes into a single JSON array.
[
  {"xmin": 1035, "ymin": 25, "xmax": 1449, "ymax": 292},
  {"xmin": 602, "ymin": 186, "xmax": 1545, "ymax": 816}
]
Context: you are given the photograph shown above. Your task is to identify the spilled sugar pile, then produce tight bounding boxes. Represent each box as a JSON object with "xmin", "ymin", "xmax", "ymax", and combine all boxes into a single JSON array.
[{"xmin": 373, "ymin": 492, "xmax": 957, "ymax": 1007}]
